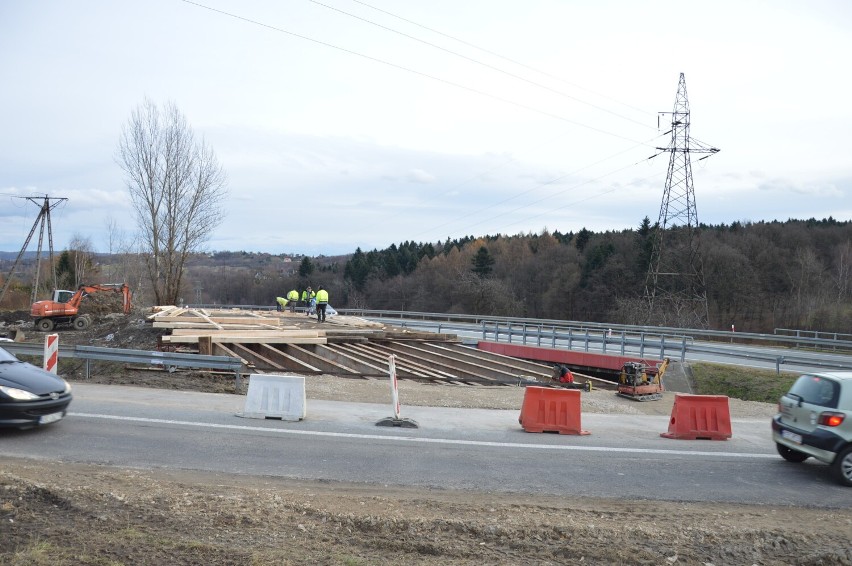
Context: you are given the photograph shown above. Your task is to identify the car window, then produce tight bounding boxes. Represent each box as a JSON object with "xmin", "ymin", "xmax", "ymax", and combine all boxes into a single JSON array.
[{"xmin": 787, "ymin": 375, "xmax": 840, "ymax": 409}]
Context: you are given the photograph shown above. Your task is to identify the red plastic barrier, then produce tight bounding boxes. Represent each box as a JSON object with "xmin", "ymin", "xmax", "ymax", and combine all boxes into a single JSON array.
[
  {"xmin": 519, "ymin": 386, "xmax": 590, "ymax": 435},
  {"xmin": 660, "ymin": 394, "xmax": 732, "ymax": 440}
]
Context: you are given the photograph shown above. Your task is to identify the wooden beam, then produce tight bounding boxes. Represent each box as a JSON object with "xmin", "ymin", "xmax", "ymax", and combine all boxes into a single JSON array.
[{"xmin": 162, "ymin": 335, "xmax": 328, "ymax": 345}]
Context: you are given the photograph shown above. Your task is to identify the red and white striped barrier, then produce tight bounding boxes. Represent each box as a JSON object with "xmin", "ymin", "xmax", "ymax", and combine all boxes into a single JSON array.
[
  {"xmin": 389, "ymin": 354, "xmax": 400, "ymax": 419},
  {"xmin": 44, "ymin": 333, "xmax": 59, "ymax": 374},
  {"xmin": 375, "ymin": 354, "xmax": 418, "ymax": 428}
]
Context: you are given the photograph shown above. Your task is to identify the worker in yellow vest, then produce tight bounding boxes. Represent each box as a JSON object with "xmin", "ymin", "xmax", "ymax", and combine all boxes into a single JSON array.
[
  {"xmin": 286, "ymin": 289, "xmax": 299, "ymax": 313},
  {"xmin": 301, "ymin": 287, "xmax": 315, "ymax": 316},
  {"xmin": 275, "ymin": 296, "xmax": 287, "ymax": 312},
  {"xmin": 315, "ymin": 286, "xmax": 329, "ymax": 322}
]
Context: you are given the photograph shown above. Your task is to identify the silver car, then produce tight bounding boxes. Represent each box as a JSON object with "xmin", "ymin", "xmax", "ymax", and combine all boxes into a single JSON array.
[{"xmin": 772, "ymin": 372, "xmax": 852, "ymax": 486}]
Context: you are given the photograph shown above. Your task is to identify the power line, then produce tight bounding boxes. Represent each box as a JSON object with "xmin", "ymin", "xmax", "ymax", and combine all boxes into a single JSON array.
[
  {"xmin": 451, "ymin": 148, "xmax": 666, "ymax": 238},
  {"xmin": 414, "ymin": 133, "xmax": 667, "ymax": 240},
  {"xmin": 307, "ymin": 0, "xmax": 653, "ymax": 130},
  {"xmin": 347, "ymin": 0, "xmax": 656, "ymax": 118},
  {"xmin": 179, "ymin": 0, "xmax": 654, "ymax": 147},
  {"xmin": 177, "ymin": 1, "xmax": 672, "ymax": 245}
]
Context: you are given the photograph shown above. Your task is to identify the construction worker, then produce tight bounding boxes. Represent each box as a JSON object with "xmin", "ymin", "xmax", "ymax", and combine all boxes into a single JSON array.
[
  {"xmin": 301, "ymin": 286, "xmax": 315, "ymax": 316},
  {"xmin": 275, "ymin": 296, "xmax": 287, "ymax": 312},
  {"xmin": 286, "ymin": 289, "xmax": 299, "ymax": 313},
  {"xmin": 315, "ymin": 286, "xmax": 329, "ymax": 322}
]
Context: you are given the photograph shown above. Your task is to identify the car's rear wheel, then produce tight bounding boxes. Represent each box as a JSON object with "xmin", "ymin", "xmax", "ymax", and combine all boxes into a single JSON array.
[
  {"xmin": 831, "ymin": 445, "xmax": 852, "ymax": 487},
  {"xmin": 776, "ymin": 443, "xmax": 809, "ymax": 462}
]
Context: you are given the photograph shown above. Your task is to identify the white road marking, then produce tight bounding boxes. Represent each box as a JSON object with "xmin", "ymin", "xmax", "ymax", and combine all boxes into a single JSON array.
[{"xmin": 71, "ymin": 412, "xmax": 776, "ymax": 459}]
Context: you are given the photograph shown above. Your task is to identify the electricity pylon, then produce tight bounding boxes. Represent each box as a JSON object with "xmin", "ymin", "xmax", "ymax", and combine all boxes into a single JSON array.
[
  {"xmin": 0, "ymin": 195, "xmax": 68, "ymax": 305},
  {"xmin": 644, "ymin": 73, "xmax": 719, "ymax": 328}
]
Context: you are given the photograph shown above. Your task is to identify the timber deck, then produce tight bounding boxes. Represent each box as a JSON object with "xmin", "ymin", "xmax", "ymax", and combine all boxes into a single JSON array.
[{"xmin": 148, "ymin": 306, "xmax": 610, "ymax": 388}]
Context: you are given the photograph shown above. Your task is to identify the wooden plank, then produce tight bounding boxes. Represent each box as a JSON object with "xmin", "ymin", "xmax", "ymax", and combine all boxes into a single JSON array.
[
  {"xmin": 212, "ymin": 343, "xmax": 250, "ymax": 366},
  {"xmin": 162, "ymin": 336, "xmax": 328, "ymax": 345},
  {"xmin": 154, "ymin": 316, "xmax": 284, "ymax": 326},
  {"xmin": 153, "ymin": 322, "xmax": 285, "ymax": 330},
  {"xmin": 170, "ymin": 329, "xmax": 317, "ymax": 337},
  {"xmin": 147, "ymin": 305, "xmax": 179, "ymax": 319},
  {"xmin": 256, "ymin": 343, "xmax": 321, "ymax": 373},
  {"xmin": 228, "ymin": 343, "xmax": 286, "ymax": 371}
]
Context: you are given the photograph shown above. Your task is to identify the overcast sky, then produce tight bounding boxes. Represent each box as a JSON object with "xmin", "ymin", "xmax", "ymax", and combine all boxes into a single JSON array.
[{"xmin": 1, "ymin": 0, "xmax": 850, "ymax": 256}]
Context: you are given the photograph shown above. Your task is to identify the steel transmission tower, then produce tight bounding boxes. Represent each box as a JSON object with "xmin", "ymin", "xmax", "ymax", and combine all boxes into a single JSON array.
[{"xmin": 644, "ymin": 73, "xmax": 719, "ymax": 328}]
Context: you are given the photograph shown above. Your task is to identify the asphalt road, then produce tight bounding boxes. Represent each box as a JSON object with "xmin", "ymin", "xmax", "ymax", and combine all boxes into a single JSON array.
[{"xmin": 1, "ymin": 384, "xmax": 848, "ymax": 508}]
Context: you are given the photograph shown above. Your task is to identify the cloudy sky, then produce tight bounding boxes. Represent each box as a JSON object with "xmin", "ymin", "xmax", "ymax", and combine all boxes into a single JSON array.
[{"xmin": 1, "ymin": 0, "xmax": 850, "ymax": 256}]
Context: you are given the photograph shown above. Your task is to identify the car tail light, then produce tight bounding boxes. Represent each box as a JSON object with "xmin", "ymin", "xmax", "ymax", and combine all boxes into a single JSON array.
[{"xmin": 818, "ymin": 412, "xmax": 845, "ymax": 427}]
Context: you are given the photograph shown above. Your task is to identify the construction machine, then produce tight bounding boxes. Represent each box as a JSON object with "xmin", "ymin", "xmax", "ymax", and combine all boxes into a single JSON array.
[
  {"xmin": 617, "ymin": 358, "xmax": 670, "ymax": 401},
  {"xmin": 31, "ymin": 283, "xmax": 132, "ymax": 331}
]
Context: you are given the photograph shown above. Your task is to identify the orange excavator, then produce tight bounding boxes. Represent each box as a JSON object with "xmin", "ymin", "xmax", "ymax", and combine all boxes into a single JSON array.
[{"xmin": 31, "ymin": 283, "xmax": 132, "ymax": 331}]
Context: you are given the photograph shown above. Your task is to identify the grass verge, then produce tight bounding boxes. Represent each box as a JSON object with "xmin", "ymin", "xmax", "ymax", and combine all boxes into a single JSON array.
[{"xmin": 691, "ymin": 362, "xmax": 799, "ymax": 403}]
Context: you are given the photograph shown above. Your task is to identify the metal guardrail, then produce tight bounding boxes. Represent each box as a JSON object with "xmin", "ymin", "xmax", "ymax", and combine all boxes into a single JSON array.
[
  {"xmin": 185, "ymin": 304, "xmax": 852, "ymax": 353},
  {"xmin": 1, "ymin": 342, "xmax": 245, "ymax": 389},
  {"xmin": 381, "ymin": 318, "xmax": 852, "ymax": 374},
  {"xmin": 335, "ymin": 309, "xmax": 852, "ymax": 353},
  {"xmin": 183, "ymin": 305, "xmax": 852, "ymax": 373}
]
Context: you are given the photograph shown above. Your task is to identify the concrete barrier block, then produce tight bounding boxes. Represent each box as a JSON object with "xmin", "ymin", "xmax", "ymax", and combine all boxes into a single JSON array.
[{"xmin": 240, "ymin": 374, "xmax": 305, "ymax": 421}]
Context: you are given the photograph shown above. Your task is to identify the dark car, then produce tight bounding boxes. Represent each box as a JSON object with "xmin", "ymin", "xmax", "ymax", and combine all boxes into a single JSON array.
[{"xmin": 0, "ymin": 346, "xmax": 72, "ymax": 429}]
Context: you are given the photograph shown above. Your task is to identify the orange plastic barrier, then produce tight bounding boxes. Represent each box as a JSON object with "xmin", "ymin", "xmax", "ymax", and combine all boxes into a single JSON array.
[
  {"xmin": 518, "ymin": 386, "xmax": 590, "ymax": 435},
  {"xmin": 660, "ymin": 394, "xmax": 732, "ymax": 440}
]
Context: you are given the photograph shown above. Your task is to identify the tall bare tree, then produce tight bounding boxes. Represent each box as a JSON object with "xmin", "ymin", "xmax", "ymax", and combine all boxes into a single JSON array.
[{"xmin": 117, "ymin": 99, "xmax": 227, "ymax": 305}]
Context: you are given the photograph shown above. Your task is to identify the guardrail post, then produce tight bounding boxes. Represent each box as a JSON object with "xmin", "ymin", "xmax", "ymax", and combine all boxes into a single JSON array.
[
  {"xmin": 602, "ymin": 331, "xmax": 607, "ymax": 354},
  {"xmin": 584, "ymin": 329, "xmax": 590, "ymax": 352},
  {"xmin": 235, "ymin": 369, "xmax": 242, "ymax": 391},
  {"xmin": 565, "ymin": 327, "xmax": 570, "ymax": 350},
  {"xmin": 639, "ymin": 332, "xmax": 645, "ymax": 358},
  {"xmin": 620, "ymin": 331, "xmax": 626, "ymax": 355},
  {"xmin": 680, "ymin": 336, "xmax": 687, "ymax": 362},
  {"xmin": 481, "ymin": 321, "xmax": 487, "ymax": 341},
  {"xmin": 508, "ymin": 322, "xmax": 513, "ymax": 344},
  {"xmin": 537, "ymin": 324, "xmax": 542, "ymax": 347},
  {"xmin": 660, "ymin": 335, "xmax": 666, "ymax": 360}
]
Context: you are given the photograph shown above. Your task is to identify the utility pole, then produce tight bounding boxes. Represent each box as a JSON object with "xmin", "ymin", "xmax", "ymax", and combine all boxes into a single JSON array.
[
  {"xmin": 0, "ymin": 195, "xmax": 68, "ymax": 305},
  {"xmin": 644, "ymin": 74, "xmax": 719, "ymax": 328}
]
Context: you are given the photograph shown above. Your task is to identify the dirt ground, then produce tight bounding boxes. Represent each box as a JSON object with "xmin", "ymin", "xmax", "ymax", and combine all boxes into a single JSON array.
[{"xmin": 2, "ymin": 312, "xmax": 852, "ymax": 565}]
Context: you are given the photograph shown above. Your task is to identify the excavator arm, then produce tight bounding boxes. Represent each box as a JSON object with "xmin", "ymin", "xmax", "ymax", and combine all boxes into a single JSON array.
[{"xmin": 31, "ymin": 283, "xmax": 132, "ymax": 330}]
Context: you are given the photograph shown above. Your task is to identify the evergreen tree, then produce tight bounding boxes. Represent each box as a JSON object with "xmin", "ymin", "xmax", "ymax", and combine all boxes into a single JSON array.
[
  {"xmin": 471, "ymin": 247, "xmax": 495, "ymax": 278},
  {"xmin": 298, "ymin": 256, "xmax": 314, "ymax": 277}
]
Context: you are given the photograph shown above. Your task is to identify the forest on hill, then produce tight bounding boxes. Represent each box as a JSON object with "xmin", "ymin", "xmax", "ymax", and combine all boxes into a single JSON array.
[
  {"xmin": 1, "ymin": 218, "xmax": 850, "ymax": 334},
  {"xmin": 184, "ymin": 217, "xmax": 851, "ymax": 334}
]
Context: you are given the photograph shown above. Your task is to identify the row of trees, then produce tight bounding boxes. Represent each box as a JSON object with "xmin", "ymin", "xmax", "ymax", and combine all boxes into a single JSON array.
[
  {"xmin": 160, "ymin": 217, "xmax": 850, "ymax": 334},
  {"xmin": 3, "ymin": 215, "xmax": 849, "ymax": 334},
  {"xmin": 327, "ymin": 218, "xmax": 851, "ymax": 333}
]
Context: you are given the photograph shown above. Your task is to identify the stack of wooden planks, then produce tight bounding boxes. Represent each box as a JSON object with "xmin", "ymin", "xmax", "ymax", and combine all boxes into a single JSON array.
[{"xmin": 148, "ymin": 306, "xmax": 456, "ymax": 347}]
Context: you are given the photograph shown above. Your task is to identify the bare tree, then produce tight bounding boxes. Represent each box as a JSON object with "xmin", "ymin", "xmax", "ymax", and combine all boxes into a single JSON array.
[
  {"xmin": 117, "ymin": 98, "xmax": 227, "ymax": 305},
  {"xmin": 68, "ymin": 234, "xmax": 95, "ymax": 287}
]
